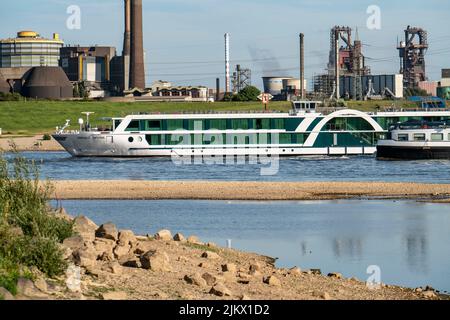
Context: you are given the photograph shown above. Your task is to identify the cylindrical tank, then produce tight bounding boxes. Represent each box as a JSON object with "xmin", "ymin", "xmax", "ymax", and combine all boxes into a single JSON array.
[
  {"xmin": 263, "ymin": 77, "xmax": 292, "ymax": 95},
  {"xmin": 282, "ymin": 78, "xmax": 301, "ymax": 90}
]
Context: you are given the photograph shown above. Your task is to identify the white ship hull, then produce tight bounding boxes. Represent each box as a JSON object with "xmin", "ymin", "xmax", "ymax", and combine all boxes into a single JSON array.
[
  {"xmin": 52, "ymin": 108, "xmax": 450, "ymax": 158},
  {"xmin": 53, "ymin": 132, "xmax": 376, "ymax": 157}
]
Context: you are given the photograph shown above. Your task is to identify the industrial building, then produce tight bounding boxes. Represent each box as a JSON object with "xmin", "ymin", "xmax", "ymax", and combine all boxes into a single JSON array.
[
  {"xmin": 314, "ymin": 74, "xmax": 403, "ymax": 100},
  {"xmin": 328, "ymin": 26, "xmax": 370, "ymax": 77},
  {"xmin": 315, "ymin": 26, "xmax": 371, "ymax": 100},
  {"xmin": 440, "ymin": 69, "xmax": 450, "ymax": 87},
  {"xmin": 437, "ymin": 69, "xmax": 450, "ymax": 100},
  {"xmin": 60, "ymin": 46, "xmax": 115, "ymax": 82},
  {"xmin": 397, "ymin": 26, "xmax": 428, "ymax": 89},
  {"xmin": 341, "ymin": 74, "xmax": 403, "ymax": 99},
  {"xmin": 0, "ymin": 31, "xmax": 63, "ymax": 68},
  {"xmin": 150, "ymin": 80, "xmax": 172, "ymax": 92},
  {"xmin": 418, "ymin": 81, "xmax": 438, "ymax": 96},
  {"xmin": 0, "ymin": 30, "xmax": 72, "ymax": 99},
  {"xmin": 56, "ymin": 0, "xmax": 148, "ymax": 98},
  {"xmin": 60, "ymin": 46, "xmax": 124, "ymax": 97},
  {"xmin": 153, "ymin": 86, "xmax": 208, "ymax": 100},
  {"xmin": 60, "ymin": 0, "xmax": 148, "ymax": 98}
]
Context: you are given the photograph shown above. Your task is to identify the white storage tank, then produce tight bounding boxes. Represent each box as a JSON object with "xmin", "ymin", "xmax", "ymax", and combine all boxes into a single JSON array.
[{"xmin": 262, "ymin": 76, "xmax": 292, "ymax": 95}]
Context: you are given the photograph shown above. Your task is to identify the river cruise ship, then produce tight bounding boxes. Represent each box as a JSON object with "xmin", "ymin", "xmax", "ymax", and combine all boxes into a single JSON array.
[
  {"xmin": 52, "ymin": 104, "xmax": 450, "ymax": 157},
  {"xmin": 377, "ymin": 120, "xmax": 450, "ymax": 160}
]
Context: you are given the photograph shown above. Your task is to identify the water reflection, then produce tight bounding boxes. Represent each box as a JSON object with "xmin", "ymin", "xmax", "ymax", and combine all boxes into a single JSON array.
[
  {"xmin": 405, "ymin": 235, "xmax": 428, "ymax": 273},
  {"xmin": 403, "ymin": 208, "xmax": 429, "ymax": 273},
  {"xmin": 332, "ymin": 238, "xmax": 363, "ymax": 260}
]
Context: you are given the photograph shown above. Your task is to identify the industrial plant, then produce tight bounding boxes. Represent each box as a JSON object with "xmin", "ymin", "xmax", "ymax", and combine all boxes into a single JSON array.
[{"xmin": 0, "ymin": 1, "xmax": 449, "ymax": 106}]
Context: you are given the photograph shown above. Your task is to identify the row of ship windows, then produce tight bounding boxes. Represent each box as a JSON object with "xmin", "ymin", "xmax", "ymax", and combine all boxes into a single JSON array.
[
  {"xmin": 141, "ymin": 133, "xmax": 310, "ymax": 146},
  {"xmin": 397, "ymin": 133, "xmax": 450, "ymax": 142},
  {"xmin": 124, "ymin": 118, "xmax": 297, "ymax": 132}
]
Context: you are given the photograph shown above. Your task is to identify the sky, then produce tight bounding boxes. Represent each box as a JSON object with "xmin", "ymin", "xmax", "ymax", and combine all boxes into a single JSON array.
[{"xmin": 1, "ymin": 0, "xmax": 450, "ymax": 89}]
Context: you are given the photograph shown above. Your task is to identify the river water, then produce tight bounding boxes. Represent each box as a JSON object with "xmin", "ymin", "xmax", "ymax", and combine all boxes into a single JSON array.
[
  {"xmin": 9, "ymin": 152, "xmax": 450, "ymax": 292},
  {"xmin": 54, "ymin": 199, "xmax": 450, "ymax": 293},
  {"xmin": 12, "ymin": 151, "xmax": 450, "ymax": 182}
]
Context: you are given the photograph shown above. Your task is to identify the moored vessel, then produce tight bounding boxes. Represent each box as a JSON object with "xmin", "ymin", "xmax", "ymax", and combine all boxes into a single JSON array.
[{"xmin": 377, "ymin": 120, "xmax": 450, "ymax": 160}]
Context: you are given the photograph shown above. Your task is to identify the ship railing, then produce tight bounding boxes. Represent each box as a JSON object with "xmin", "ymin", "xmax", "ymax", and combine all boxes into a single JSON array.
[{"xmin": 130, "ymin": 110, "xmax": 287, "ymax": 116}]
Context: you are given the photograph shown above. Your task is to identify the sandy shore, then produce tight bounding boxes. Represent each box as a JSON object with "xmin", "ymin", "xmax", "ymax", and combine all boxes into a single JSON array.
[
  {"xmin": 50, "ymin": 180, "xmax": 450, "ymax": 202},
  {"xmin": 0, "ymin": 135, "xmax": 63, "ymax": 152}
]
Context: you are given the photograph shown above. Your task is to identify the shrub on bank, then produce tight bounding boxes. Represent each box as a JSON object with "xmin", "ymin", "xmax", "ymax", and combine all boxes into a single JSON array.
[
  {"xmin": 0, "ymin": 151, "xmax": 73, "ymax": 291},
  {"xmin": 0, "ymin": 257, "xmax": 31, "ymax": 296},
  {"xmin": 0, "ymin": 92, "xmax": 25, "ymax": 101}
]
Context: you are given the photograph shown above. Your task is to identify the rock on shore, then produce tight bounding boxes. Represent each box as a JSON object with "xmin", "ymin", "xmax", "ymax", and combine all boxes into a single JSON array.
[{"xmin": 16, "ymin": 214, "xmax": 448, "ymax": 301}]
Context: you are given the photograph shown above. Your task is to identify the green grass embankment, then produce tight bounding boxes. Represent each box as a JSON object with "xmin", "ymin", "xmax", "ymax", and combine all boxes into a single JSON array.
[
  {"xmin": 0, "ymin": 99, "xmax": 427, "ymax": 135},
  {"xmin": 0, "ymin": 101, "xmax": 291, "ymax": 135}
]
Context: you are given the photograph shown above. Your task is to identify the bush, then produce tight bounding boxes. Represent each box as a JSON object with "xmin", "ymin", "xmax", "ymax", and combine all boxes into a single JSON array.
[
  {"xmin": 234, "ymin": 86, "xmax": 261, "ymax": 101},
  {"xmin": 42, "ymin": 134, "xmax": 51, "ymax": 141},
  {"xmin": 0, "ymin": 92, "xmax": 24, "ymax": 101},
  {"xmin": 2, "ymin": 236, "xmax": 68, "ymax": 278},
  {"xmin": 222, "ymin": 92, "xmax": 234, "ymax": 102},
  {"xmin": 0, "ymin": 151, "xmax": 73, "ymax": 281},
  {"xmin": 0, "ymin": 258, "xmax": 23, "ymax": 295},
  {"xmin": 0, "ymin": 154, "xmax": 73, "ymax": 242}
]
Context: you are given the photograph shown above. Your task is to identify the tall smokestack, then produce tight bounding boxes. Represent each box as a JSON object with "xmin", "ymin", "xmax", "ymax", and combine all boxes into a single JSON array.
[
  {"xmin": 299, "ymin": 33, "xmax": 305, "ymax": 99},
  {"xmin": 123, "ymin": 0, "xmax": 131, "ymax": 56},
  {"xmin": 130, "ymin": 0, "xmax": 146, "ymax": 89},
  {"xmin": 123, "ymin": 0, "xmax": 131, "ymax": 91},
  {"xmin": 335, "ymin": 29, "xmax": 340, "ymax": 99},
  {"xmin": 216, "ymin": 78, "xmax": 220, "ymax": 101},
  {"xmin": 224, "ymin": 33, "xmax": 230, "ymax": 94}
]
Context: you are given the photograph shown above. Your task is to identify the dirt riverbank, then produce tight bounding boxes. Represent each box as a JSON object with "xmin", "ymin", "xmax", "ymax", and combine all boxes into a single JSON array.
[
  {"xmin": 9, "ymin": 215, "xmax": 446, "ymax": 300},
  {"xmin": 0, "ymin": 135, "xmax": 63, "ymax": 152}
]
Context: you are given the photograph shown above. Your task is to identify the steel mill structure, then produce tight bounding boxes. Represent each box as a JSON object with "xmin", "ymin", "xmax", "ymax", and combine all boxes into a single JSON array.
[
  {"xmin": 314, "ymin": 26, "xmax": 371, "ymax": 100},
  {"xmin": 232, "ymin": 64, "xmax": 251, "ymax": 94},
  {"xmin": 397, "ymin": 26, "xmax": 428, "ymax": 89}
]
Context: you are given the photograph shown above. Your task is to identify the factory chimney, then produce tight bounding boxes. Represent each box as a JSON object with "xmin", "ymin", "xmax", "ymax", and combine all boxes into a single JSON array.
[
  {"xmin": 299, "ymin": 33, "xmax": 305, "ymax": 99},
  {"xmin": 129, "ymin": 0, "xmax": 146, "ymax": 89},
  {"xmin": 216, "ymin": 78, "xmax": 220, "ymax": 101},
  {"xmin": 224, "ymin": 33, "xmax": 230, "ymax": 94},
  {"xmin": 123, "ymin": 0, "xmax": 131, "ymax": 90},
  {"xmin": 334, "ymin": 29, "xmax": 340, "ymax": 99},
  {"xmin": 123, "ymin": 0, "xmax": 131, "ymax": 56}
]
